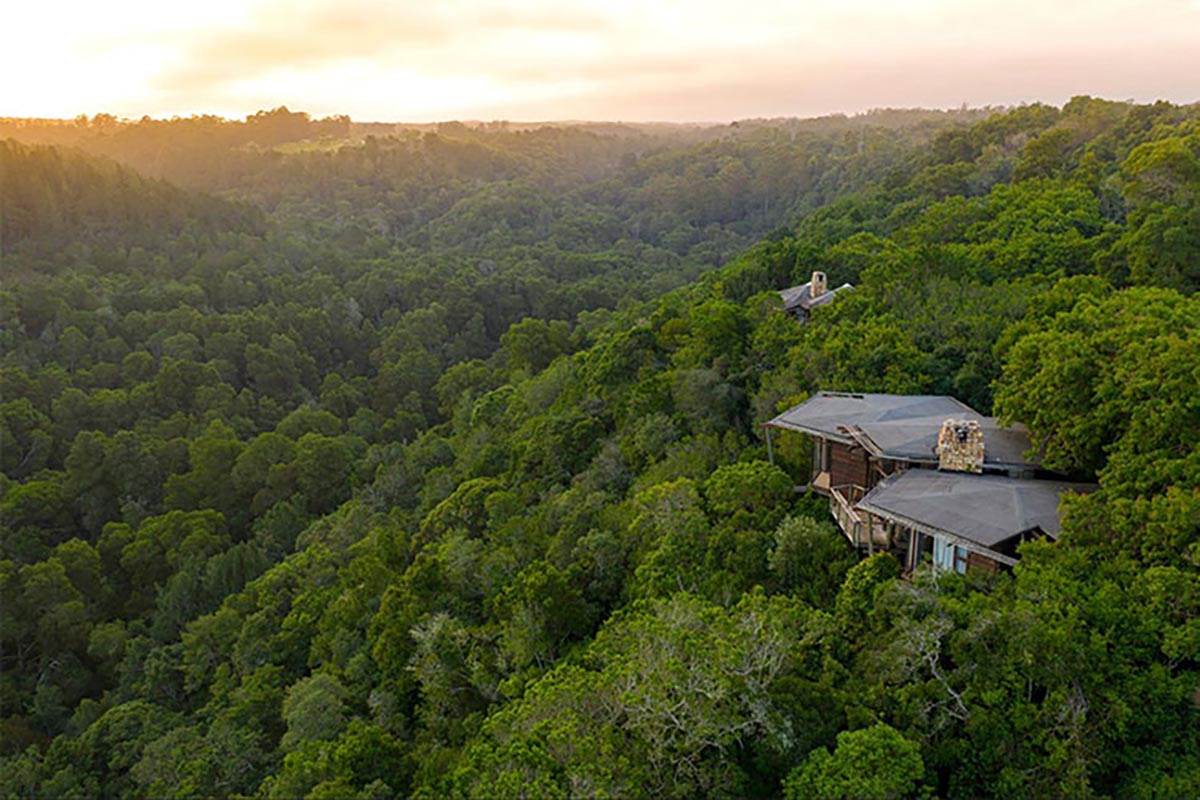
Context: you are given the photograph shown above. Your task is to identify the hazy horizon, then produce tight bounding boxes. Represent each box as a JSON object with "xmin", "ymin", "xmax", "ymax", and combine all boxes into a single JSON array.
[
  {"xmin": 6, "ymin": 0, "xmax": 1199, "ymax": 123},
  {"xmin": 4, "ymin": 104, "xmax": 1021, "ymax": 127}
]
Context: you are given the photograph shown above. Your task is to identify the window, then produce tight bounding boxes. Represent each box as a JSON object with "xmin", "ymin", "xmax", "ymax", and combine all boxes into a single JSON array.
[{"xmin": 933, "ymin": 536, "xmax": 969, "ymax": 574}]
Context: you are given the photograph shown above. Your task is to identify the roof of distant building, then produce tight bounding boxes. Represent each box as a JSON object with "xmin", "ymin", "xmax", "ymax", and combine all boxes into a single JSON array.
[
  {"xmin": 779, "ymin": 281, "xmax": 853, "ymax": 313},
  {"xmin": 857, "ymin": 469, "xmax": 1096, "ymax": 549}
]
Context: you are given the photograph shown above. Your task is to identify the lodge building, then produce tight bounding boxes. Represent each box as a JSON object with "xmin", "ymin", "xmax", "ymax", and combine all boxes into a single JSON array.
[{"xmin": 765, "ymin": 392, "xmax": 1095, "ymax": 575}]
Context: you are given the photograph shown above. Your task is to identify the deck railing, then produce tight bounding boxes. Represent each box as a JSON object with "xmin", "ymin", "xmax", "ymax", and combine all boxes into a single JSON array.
[{"xmin": 830, "ymin": 485, "xmax": 874, "ymax": 553}]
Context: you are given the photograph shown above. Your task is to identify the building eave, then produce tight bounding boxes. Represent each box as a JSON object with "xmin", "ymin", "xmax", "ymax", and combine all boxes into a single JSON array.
[
  {"xmin": 764, "ymin": 418, "xmax": 855, "ymax": 445},
  {"xmin": 854, "ymin": 499, "xmax": 1021, "ymax": 567}
]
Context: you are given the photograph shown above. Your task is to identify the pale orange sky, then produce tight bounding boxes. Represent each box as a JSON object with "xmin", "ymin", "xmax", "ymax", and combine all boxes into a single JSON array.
[{"xmin": 6, "ymin": 0, "xmax": 1199, "ymax": 122}]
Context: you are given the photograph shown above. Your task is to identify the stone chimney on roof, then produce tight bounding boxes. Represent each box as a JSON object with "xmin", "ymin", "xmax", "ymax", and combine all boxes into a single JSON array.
[
  {"xmin": 938, "ymin": 418, "xmax": 984, "ymax": 473},
  {"xmin": 811, "ymin": 271, "xmax": 827, "ymax": 299}
]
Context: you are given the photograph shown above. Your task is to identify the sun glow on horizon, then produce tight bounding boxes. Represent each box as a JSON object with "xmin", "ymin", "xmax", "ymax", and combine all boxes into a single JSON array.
[{"xmin": 6, "ymin": 0, "xmax": 1199, "ymax": 122}]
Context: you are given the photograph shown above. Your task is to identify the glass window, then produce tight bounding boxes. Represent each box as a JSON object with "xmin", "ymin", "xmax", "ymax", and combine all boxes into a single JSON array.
[
  {"xmin": 932, "ymin": 537, "xmax": 970, "ymax": 574},
  {"xmin": 954, "ymin": 545, "xmax": 969, "ymax": 574},
  {"xmin": 932, "ymin": 536, "xmax": 955, "ymax": 571}
]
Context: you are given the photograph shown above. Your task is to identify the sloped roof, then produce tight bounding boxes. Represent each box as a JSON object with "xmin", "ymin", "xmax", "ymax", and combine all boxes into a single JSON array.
[
  {"xmin": 768, "ymin": 392, "xmax": 974, "ymax": 440},
  {"xmin": 779, "ymin": 282, "xmax": 853, "ymax": 312},
  {"xmin": 767, "ymin": 392, "xmax": 1040, "ymax": 468},
  {"xmin": 856, "ymin": 469, "xmax": 1095, "ymax": 548},
  {"xmin": 853, "ymin": 417, "xmax": 1037, "ymax": 467}
]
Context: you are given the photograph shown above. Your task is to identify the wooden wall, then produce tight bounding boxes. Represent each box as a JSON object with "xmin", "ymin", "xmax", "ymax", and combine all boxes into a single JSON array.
[
  {"xmin": 830, "ymin": 443, "xmax": 871, "ymax": 489},
  {"xmin": 966, "ymin": 551, "xmax": 1001, "ymax": 574}
]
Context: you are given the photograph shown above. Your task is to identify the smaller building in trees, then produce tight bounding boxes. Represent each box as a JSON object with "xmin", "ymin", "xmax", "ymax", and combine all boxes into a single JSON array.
[{"xmin": 778, "ymin": 271, "xmax": 853, "ymax": 322}]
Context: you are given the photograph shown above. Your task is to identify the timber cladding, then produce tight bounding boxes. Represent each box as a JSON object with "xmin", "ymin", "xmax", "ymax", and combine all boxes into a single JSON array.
[
  {"xmin": 829, "ymin": 443, "xmax": 871, "ymax": 489},
  {"xmin": 966, "ymin": 550, "xmax": 1000, "ymax": 574}
]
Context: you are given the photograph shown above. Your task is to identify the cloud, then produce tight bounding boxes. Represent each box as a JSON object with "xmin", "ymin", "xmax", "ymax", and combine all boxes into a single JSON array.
[
  {"xmin": 155, "ymin": 3, "xmax": 452, "ymax": 95},
  {"xmin": 6, "ymin": 0, "xmax": 1198, "ymax": 120},
  {"xmin": 152, "ymin": 0, "xmax": 615, "ymax": 100}
]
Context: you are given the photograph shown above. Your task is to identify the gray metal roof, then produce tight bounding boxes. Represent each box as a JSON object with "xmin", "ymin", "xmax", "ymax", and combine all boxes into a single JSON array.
[
  {"xmin": 857, "ymin": 469, "xmax": 1096, "ymax": 548},
  {"xmin": 779, "ymin": 282, "xmax": 853, "ymax": 312},
  {"xmin": 854, "ymin": 417, "xmax": 1037, "ymax": 467},
  {"xmin": 769, "ymin": 392, "xmax": 976, "ymax": 435},
  {"xmin": 767, "ymin": 392, "xmax": 1040, "ymax": 467}
]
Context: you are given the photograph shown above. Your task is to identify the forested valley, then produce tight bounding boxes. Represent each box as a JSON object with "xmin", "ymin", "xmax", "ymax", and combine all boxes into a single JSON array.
[{"xmin": 1, "ymin": 97, "xmax": 1198, "ymax": 799}]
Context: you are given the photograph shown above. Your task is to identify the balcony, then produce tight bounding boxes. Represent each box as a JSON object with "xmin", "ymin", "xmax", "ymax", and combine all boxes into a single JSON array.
[{"xmin": 829, "ymin": 484, "xmax": 889, "ymax": 552}]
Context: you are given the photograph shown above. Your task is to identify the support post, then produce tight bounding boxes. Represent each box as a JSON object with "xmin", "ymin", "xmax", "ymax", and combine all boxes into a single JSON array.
[{"xmin": 765, "ymin": 425, "xmax": 775, "ymax": 466}]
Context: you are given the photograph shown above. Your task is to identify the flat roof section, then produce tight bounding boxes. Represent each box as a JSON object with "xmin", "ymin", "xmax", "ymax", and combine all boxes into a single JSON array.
[{"xmin": 856, "ymin": 469, "xmax": 1096, "ymax": 549}]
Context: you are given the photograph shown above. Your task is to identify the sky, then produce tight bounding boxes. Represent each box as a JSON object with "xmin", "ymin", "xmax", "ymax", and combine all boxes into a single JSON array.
[{"xmin": 5, "ymin": 0, "xmax": 1199, "ymax": 122}]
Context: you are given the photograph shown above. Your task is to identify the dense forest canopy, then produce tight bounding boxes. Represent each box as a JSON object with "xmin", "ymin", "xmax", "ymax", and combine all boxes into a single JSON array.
[{"xmin": 1, "ymin": 97, "xmax": 1198, "ymax": 799}]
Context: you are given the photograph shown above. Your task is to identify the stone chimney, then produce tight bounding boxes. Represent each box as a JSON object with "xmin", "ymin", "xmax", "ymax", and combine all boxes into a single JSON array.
[
  {"xmin": 810, "ymin": 271, "xmax": 827, "ymax": 298},
  {"xmin": 937, "ymin": 419, "xmax": 984, "ymax": 473}
]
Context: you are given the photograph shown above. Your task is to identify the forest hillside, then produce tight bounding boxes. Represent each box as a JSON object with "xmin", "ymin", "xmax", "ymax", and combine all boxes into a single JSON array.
[{"xmin": 1, "ymin": 97, "xmax": 1198, "ymax": 798}]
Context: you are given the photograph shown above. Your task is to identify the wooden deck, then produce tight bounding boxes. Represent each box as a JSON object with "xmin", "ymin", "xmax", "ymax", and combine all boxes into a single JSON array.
[{"xmin": 830, "ymin": 484, "xmax": 890, "ymax": 552}]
